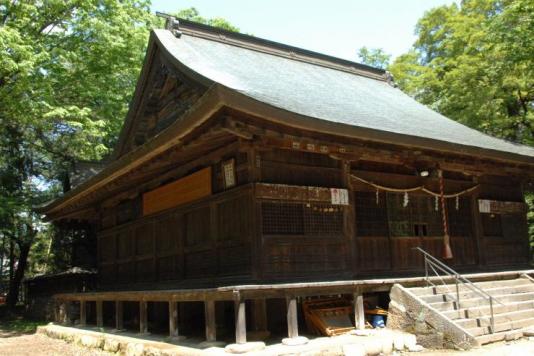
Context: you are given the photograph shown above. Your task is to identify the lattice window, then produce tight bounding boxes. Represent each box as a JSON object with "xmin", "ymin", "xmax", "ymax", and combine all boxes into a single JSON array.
[
  {"xmin": 262, "ymin": 201, "xmax": 343, "ymax": 236},
  {"xmin": 354, "ymin": 191, "xmax": 389, "ymax": 236},
  {"xmin": 386, "ymin": 193, "xmax": 444, "ymax": 237},
  {"xmin": 387, "ymin": 193, "xmax": 412, "ymax": 237},
  {"xmin": 447, "ymin": 197, "xmax": 473, "ymax": 236},
  {"xmin": 304, "ymin": 203, "xmax": 344, "ymax": 235},
  {"xmin": 412, "ymin": 195, "xmax": 443, "ymax": 236},
  {"xmin": 481, "ymin": 214, "xmax": 503, "ymax": 237},
  {"xmin": 262, "ymin": 201, "xmax": 304, "ymax": 235}
]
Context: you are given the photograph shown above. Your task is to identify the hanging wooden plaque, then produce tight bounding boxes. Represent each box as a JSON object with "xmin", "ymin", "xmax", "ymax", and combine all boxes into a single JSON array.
[{"xmin": 477, "ymin": 199, "xmax": 526, "ymax": 214}]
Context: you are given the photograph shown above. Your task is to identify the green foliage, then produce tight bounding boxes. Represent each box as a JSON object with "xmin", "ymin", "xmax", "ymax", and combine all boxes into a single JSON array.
[
  {"xmin": 174, "ymin": 7, "xmax": 240, "ymax": 32},
  {"xmin": 0, "ymin": 316, "xmax": 44, "ymax": 334},
  {"xmin": 389, "ymin": 0, "xmax": 534, "ymax": 145},
  {"xmin": 357, "ymin": 47, "xmax": 391, "ymax": 70},
  {"xmin": 0, "ymin": 3, "xmax": 240, "ymax": 306},
  {"xmin": 0, "ymin": 0, "xmax": 155, "ymax": 307}
]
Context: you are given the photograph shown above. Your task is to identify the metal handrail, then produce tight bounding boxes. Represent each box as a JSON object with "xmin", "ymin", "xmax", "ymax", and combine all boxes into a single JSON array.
[{"xmin": 414, "ymin": 247, "xmax": 504, "ymax": 333}]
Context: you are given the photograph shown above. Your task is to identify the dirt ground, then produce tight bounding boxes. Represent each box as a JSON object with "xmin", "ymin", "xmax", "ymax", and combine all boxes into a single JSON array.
[
  {"xmin": 0, "ymin": 328, "xmax": 113, "ymax": 356},
  {"xmin": 1, "ymin": 325, "xmax": 534, "ymax": 355},
  {"xmin": 413, "ymin": 337, "xmax": 534, "ymax": 356}
]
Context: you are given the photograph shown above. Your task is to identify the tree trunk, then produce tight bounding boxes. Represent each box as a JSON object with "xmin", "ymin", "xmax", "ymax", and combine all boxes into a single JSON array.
[{"xmin": 6, "ymin": 242, "xmax": 30, "ymax": 310}]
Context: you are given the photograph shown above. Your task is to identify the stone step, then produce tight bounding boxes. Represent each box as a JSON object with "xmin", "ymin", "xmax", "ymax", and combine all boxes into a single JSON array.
[
  {"xmin": 443, "ymin": 300, "xmax": 534, "ymax": 320},
  {"xmin": 419, "ymin": 284, "xmax": 534, "ymax": 303},
  {"xmin": 455, "ymin": 309, "xmax": 534, "ymax": 329},
  {"xmin": 475, "ymin": 328, "xmax": 524, "ymax": 345},
  {"xmin": 429, "ymin": 291, "xmax": 534, "ymax": 312},
  {"xmin": 409, "ymin": 278, "xmax": 531, "ymax": 296},
  {"xmin": 467, "ymin": 316, "xmax": 534, "ymax": 337}
]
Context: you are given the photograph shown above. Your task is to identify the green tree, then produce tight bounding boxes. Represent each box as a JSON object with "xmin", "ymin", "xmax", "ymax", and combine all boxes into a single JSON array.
[
  {"xmin": 0, "ymin": 0, "xmax": 154, "ymax": 308},
  {"xmin": 389, "ymin": 0, "xmax": 534, "ymax": 145},
  {"xmin": 174, "ymin": 7, "xmax": 240, "ymax": 32},
  {"xmin": 357, "ymin": 47, "xmax": 391, "ymax": 69}
]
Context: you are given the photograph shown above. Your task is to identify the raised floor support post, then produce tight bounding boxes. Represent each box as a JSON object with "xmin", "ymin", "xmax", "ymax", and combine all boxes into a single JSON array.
[
  {"xmin": 234, "ymin": 294, "xmax": 247, "ymax": 344},
  {"xmin": 139, "ymin": 301, "xmax": 148, "ymax": 334},
  {"xmin": 204, "ymin": 300, "xmax": 216, "ymax": 342},
  {"xmin": 79, "ymin": 300, "xmax": 86, "ymax": 326},
  {"xmin": 115, "ymin": 301, "xmax": 123, "ymax": 331},
  {"xmin": 286, "ymin": 296, "xmax": 298, "ymax": 339},
  {"xmin": 354, "ymin": 290, "xmax": 365, "ymax": 330},
  {"xmin": 96, "ymin": 301, "xmax": 103, "ymax": 328},
  {"xmin": 169, "ymin": 301, "xmax": 180, "ymax": 338},
  {"xmin": 59, "ymin": 301, "xmax": 69, "ymax": 325},
  {"xmin": 282, "ymin": 296, "xmax": 308, "ymax": 346}
]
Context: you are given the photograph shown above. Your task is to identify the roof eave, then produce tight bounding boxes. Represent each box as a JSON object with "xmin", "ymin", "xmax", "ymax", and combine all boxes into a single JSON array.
[{"xmin": 39, "ymin": 84, "xmax": 227, "ymax": 217}]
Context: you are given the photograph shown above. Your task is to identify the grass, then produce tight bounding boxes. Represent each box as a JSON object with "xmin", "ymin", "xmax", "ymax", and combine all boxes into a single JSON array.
[{"xmin": 0, "ymin": 317, "xmax": 45, "ymax": 335}]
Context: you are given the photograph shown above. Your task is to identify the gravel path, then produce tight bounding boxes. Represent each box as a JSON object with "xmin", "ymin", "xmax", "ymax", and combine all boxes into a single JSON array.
[{"xmin": 0, "ymin": 330, "xmax": 113, "ymax": 356}]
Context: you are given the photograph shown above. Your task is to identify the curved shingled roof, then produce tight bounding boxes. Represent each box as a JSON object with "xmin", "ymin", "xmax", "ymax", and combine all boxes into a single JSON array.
[{"xmin": 153, "ymin": 26, "xmax": 534, "ymax": 162}]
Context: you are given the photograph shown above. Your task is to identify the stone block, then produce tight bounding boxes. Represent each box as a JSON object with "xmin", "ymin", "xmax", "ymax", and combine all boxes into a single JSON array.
[
  {"xmin": 103, "ymin": 338, "xmax": 121, "ymax": 352},
  {"xmin": 282, "ymin": 336, "xmax": 309, "ymax": 346},
  {"xmin": 225, "ymin": 342, "xmax": 266, "ymax": 354},
  {"xmin": 126, "ymin": 342, "xmax": 145, "ymax": 356},
  {"xmin": 79, "ymin": 335, "xmax": 103, "ymax": 349},
  {"xmin": 342, "ymin": 343, "xmax": 365, "ymax": 356}
]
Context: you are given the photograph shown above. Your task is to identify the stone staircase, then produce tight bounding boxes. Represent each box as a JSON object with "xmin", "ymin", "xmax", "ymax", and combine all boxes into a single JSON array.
[{"xmin": 407, "ymin": 274, "xmax": 534, "ymax": 345}]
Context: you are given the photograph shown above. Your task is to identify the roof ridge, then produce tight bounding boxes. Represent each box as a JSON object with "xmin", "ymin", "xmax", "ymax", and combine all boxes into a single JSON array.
[{"xmin": 172, "ymin": 18, "xmax": 389, "ymax": 82}]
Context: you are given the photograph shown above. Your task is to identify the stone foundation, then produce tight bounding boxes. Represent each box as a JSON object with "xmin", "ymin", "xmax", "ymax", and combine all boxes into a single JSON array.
[{"xmin": 387, "ymin": 284, "xmax": 477, "ymax": 350}]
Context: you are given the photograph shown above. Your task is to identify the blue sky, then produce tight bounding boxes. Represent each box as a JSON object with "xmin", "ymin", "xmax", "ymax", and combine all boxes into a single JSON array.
[{"xmin": 151, "ymin": 0, "xmax": 458, "ymax": 61}]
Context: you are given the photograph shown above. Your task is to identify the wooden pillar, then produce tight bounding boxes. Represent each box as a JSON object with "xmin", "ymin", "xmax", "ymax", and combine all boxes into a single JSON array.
[
  {"xmin": 234, "ymin": 295, "xmax": 247, "ymax": 344},
  {"xmin": 115, "ymin": 301, "xmax": 123, "ymax": 331},
  {"xmin": 470, "ymin": 184, "xmax": 486, "ymax": 266},
  {"xmin": 96, "ymin": 301, "xmax": 103, "ymax": 328},
  {"xmin": 204, "ymin": 300, "xmax": 216, "ymax": 342},
  {"xmin": 139, "ymin": 301, "xmax": 148, "ymax": 334},
  {"xmin": 342, "ymin": 160, "xmax": 357, "ymax": 275},
  {"xmin": 169, "ymin": 301, "xmax": 179, "ymax": 338},
  {"xmin": 59, "ymin": 301, "xmax": 68, "ymax": 324},
  {"xmin": 286, "ymin": 296, "xmax": 298, "ymax": 338},
  {"xmin": 354, "ymin": 291, "xmax": 365, "ymax": 330},
  {"xmin": 79, "ymin": 300, "xmax": 86, "ymax": 326},
  {"xmin": 252, "ymin": 299, "xmax": 268, "ymax": 332},
  {"xmin": 54, "ymin": 301, "xmax": 59, "ymax": 323}
]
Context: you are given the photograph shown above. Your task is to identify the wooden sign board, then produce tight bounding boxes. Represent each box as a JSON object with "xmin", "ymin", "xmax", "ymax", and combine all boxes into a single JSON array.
[
  {"xmin": 255, "ymin": 183, "xmax": 332, "ymax": 202},
  {"xmin": 222, "ymin": 159, "xmax": 236, "ymax": 189},
  {"xmin": 143, "ymin": 167, "xmax": 212, "ymax": 216},
  {"xmin": 478, "ymin": 199, "xmax": 526, "ymax": 214}
]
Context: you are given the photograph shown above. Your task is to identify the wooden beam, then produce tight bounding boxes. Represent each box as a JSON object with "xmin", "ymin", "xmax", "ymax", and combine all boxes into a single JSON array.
[
  {"xmin": 139, "ymin": 301, "xmax": 148, "ymax": 334},
  {"xmin": 79, "ymin": 300, "xmax": 86, "ymax": 327},
  {"xmin": 353, "ymin": 291, "xmax": 365, "ymax": 330},
  {"xmin": 234, "ymin": 294, "xmax": 247, "ymax": 344},
  {"xmin": 96, "ymin": 301, "xmax": 103, "ymax": 328},
  {"xmin": 286, "ymin": 296, "xmax": 299, "ymax": 338},
  {"xmin": 169, "ymin": 301, "xmax": 179, "ymax": 338},
  {"xmin": 204, "ymin": 300, "xmax": 216, "ymax": 342},
  {"xmin": 115, "ymin": 301, "xmax": 123, "ymax": 331}
]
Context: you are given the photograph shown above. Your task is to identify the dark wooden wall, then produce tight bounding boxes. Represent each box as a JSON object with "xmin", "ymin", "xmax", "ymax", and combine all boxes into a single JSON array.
[
  {"xmin": 95, "ymin": 141, "xmax": 530, "ymax": 289},
  {"xmin": 97, "ymin": 186, "xmax": 254, "ymax": 289}
]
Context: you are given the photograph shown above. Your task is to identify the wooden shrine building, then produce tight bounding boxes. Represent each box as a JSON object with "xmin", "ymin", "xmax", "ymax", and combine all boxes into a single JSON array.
[{"xmin": 40, "ymin": 18, "xmax": 534, "ymax": 345}]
